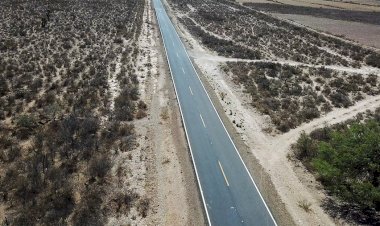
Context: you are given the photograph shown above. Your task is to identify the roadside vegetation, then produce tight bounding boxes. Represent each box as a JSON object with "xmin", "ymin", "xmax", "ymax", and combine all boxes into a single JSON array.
[
  {"xmin": 292, "ymin": 108, "xmax": 380, "ymax": 224},
  {"xmin": 0, "ymin": 0, "xmax": 149, "ymax": 225}
]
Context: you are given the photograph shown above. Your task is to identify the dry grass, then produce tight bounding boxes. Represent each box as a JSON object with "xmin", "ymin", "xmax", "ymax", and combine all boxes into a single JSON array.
[{"xmin": 298, "ymin": 199, "xmax": 312, "ymax": 213}]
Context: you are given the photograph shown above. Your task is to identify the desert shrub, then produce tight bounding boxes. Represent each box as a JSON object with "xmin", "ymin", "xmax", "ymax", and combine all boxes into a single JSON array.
[
  {"xmin": 300, "ymin": 107, "xmax": 320, "ymax": 120},
  {"xmin": 263, "ymin": 97, "xmax": 280, "ymax": 111},
  {"xmin": 0, "ymin": 145, "xmax": 21, "ymax": 162},
  {"xmin": 16, "ymin": 114, "xmax": 37, "ymax": 129},
  {"xmin": 114, "ymin": 87, "xmax": 137, "ymax": 121},
  {"xmin": 137, "ymin": 197, "xmax": 150, "ymax": 218},
  {"xmin": 42, "ymin": 186, "xmax": 75, "ymax": 224},
  {"xmin": 309, "ymin": 127, "xmax": 331, "ymax": 142},
  {"xmin": 293, "ymin": 131, "xmax": 317, "ymax": 163},
  {"xmin": 89, "ymin": 155, "xmax": 111, "ymax": 179},
  {"xmin": 366, "ymin": 74, "xmax": 377, "ymax": 86},
  {"xmin": 329, "ymin": 91, "xmax": 352, "ymax": 108},
  {"xmin": 72, "ymin": 205, "xmax": 103, "ymax": 226},
  {"xmin": 72, "ymin": 188, "xmax": 105, "ymax": 226},
  {"xmin": 136, "ymin": 109, "xmax": 147, "ymax": 119},
  {"xmin": 277, "ymin": 119, "xmax": 295, "ymax": 132},
  {"xmin": 11, "ymin": 210, "xmax": 35, "ymax": 226},
  {"xmin": 137, "ymin": 100, "xmax": 147, "ymax": 110},
  {"xmin": 0, "ymin": 75, "xmax": 9, "ymax": 96},
  {"xmin": 366, "ymin": 53, "xmax": 380, "ymax": 68},
  {"xmin": 16, "ymin": 114, "xmax": 37, "ymax": 139}
]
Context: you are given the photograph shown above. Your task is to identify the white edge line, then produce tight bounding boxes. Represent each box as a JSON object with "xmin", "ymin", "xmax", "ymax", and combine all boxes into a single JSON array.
[
  {"xmin": 165, "ymin": 6, "xmax": 278, "ymax": 226},
  {"xmin": 153, "ymin": 2, "xmax": 213, "ymax": 226}
]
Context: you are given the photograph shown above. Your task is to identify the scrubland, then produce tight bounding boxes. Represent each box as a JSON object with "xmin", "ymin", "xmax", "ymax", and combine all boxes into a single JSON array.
[{"xmin": 0, "ymin": 0, "xmax": 150, "ymax": 225}]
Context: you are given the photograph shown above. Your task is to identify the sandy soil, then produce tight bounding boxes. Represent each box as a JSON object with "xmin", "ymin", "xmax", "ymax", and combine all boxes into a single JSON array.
[
  {"xmin": 236, "ymin": 0, "xmax": 380, "ymax": 12},
  {"xmin": 164, "ymin": 1, "xmax": 380, "ymax": 225},
  {"xmin": 274, "ymin": 13, "xmax": 380, "ymax": 49}
]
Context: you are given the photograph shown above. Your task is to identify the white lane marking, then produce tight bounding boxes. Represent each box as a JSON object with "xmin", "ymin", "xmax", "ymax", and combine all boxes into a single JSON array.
[
  {"xmin": 182, "ymin": 67, "xmax": 185, "ymax": 74},
  {"xmin": 165, "ymin": 7, "xmax": 277, "ymax": 225},
  {"xmin": 153, "ymin": 3, "xmax": 211, "ymax": 225},
  {"xmin": 176, "ymin": 52, "xmax": 179, "ymax": 57},
  {"xmin": 218, "ymin": 161, "xmax": 230, "ymax": 187},
  {"xmin": 200, "ymin": 114, "xmax": 206, "ymax": 128},
  {"xmin": 189, "ymin": 86, "xmax": 193, "ymax": 95}
]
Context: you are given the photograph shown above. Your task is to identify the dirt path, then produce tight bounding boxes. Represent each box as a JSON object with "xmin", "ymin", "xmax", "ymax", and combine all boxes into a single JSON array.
[{"xmin": 189, "ymin": 51, "xmax": 380, "ymax": 75}]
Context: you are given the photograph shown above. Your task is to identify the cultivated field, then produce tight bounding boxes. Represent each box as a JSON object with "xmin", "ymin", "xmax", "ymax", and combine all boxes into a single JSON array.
[
  {"xmin": 242, "ymin": 0, "xmax": 380, "ymax": 49},
  {"xmin": 237, "ymin": 0, "xmax": 380, "ymax": 12},
  {"xmin": 273, "ymin": 14, "xmax": 380, "ymax": 49}
]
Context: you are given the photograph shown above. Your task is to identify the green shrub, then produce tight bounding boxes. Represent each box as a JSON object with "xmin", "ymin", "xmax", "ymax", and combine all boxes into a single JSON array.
[
  {"xmin": 295, "ymin": 120, "xmax": 380, "ymax": 213},
  {"xmin": 293, "ymin": 131, "xmax": 318, "ymax": 163}
]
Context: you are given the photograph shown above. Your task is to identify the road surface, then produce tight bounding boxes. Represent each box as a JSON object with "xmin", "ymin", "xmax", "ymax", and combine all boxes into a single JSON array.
[{"xmin": 152, "ymin": 0, "xmax": 278, "ymax": 225}]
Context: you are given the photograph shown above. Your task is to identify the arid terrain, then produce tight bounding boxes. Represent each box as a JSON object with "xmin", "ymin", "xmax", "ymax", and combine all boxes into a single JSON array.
[
  {"xmin": 241, "ymin": 0, "xmax": 380, "ymax": 49},
  {"xmin": 1, "ymin": 0, "xmax": 379, "ymax": 225},
  {"xmin": 164, "ymin": 0, "xmax": 380, "ymax": 224}
]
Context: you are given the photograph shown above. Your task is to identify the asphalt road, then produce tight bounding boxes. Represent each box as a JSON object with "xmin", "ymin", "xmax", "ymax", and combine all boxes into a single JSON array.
[{"xmin": 153, "ymin": 0, "xmax": 278, "ymax": 225}]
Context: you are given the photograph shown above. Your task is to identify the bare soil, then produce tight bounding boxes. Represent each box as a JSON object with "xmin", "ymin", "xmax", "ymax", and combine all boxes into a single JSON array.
[
  {"xmin": 237, "ymin": 0, "xmax": 380, "ymax": 12},
  {"xmin": 273, "ymin": 13, "xmax": 380, "ymax": 49}
]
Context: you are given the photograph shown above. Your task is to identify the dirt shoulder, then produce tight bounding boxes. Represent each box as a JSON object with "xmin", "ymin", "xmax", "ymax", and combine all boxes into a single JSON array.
[{"xmin": 142, "ymin": 1, "xmax": 205, "ymax": 225}]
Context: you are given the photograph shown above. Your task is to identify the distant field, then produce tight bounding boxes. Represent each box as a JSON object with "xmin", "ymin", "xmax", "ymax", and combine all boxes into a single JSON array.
[
  {"xmin": 274, "ymin": 13, "xmax": 380, "ymax": 48},
  {"xmin": 241, "ymin": 1, "xmax": 380, "ymax": 49},
  {"xmin": 244, "ymin": 3, "xmax": 380, "ymax": 25},
  {"xmin": 238, "ymin": 0, "xmax": 380, "ymax": 12}
]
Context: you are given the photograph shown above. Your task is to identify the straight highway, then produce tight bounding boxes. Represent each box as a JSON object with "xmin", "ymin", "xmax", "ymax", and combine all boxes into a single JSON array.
[{"xmin": 152, "ymin": 0, "xmax": 278, "ymax": 225}]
